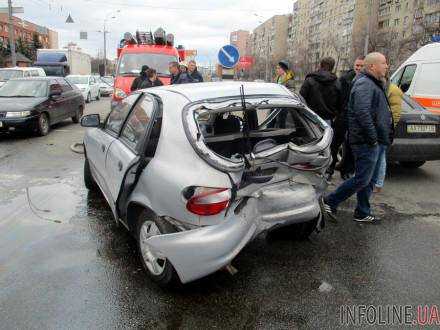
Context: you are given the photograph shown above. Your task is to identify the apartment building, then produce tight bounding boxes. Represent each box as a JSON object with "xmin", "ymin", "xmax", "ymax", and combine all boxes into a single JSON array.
[
  {"xmin": 288, "ymin": 0, "xmax": 439, "ymax": 76},
  {"xmin": 0, "ymin": 14, "xmax": 58, "ymax": 50},
  {"xmin": 249, "ymin": 15, "xmax": 290, "ymax": 80},
  {"xmin": 230, "ymin": 30, "xmax": 251, "ymax": 56},
  {"xmin": 375, "ymin": 0, "xmax": 440, "ymax": 69},
  {"xmin": 288, "ymin": 0, "xmax": 369, "ymax": 77}
]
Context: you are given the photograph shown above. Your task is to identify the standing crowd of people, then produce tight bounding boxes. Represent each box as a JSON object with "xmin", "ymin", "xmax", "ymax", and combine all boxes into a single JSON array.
[
  {"xmin": 131, "ymin": 59, "xmax": 203, "ymax": 92},
  {"xmin": 277, "ymin": 52, "xmax": 403, "ymax": 224}
]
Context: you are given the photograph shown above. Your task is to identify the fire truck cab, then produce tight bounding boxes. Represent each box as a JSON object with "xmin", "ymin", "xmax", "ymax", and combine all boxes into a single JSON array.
[{"xmin": 112, "ymin": 28, "xmax": 185, "ymax": 106}]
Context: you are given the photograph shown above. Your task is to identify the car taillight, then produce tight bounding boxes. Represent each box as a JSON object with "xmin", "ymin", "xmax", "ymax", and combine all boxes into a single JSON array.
[
  {"xmin": 113, "ymin": 88, "xmax": 127, "ymax": 100},
  {"xmin": 185, "ymin": 187, "xmax": 231, "ymax": 216}
]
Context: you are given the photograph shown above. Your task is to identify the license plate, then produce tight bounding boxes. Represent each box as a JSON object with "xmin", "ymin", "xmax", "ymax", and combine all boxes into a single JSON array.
[{"xmin": 407, "ymin": 124, "xmax": 436, "ymax": 134}]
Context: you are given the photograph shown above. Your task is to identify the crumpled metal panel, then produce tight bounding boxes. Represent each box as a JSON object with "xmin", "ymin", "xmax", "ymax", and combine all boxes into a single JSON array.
[{"xmin": 146, "ymin": 178, "xmax": 322, "ymax": 284}]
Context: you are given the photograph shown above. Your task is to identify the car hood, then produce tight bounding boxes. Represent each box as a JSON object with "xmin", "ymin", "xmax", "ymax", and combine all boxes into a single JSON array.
[{"xmin": 0, "ymin": 97, "xmax": 47, "ymax": 112}]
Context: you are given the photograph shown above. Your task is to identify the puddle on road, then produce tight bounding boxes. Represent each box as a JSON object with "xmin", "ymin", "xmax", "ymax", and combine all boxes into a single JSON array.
[{"xmin": 0, "ymin": 181, "xmax": 83, "ymax": 225}]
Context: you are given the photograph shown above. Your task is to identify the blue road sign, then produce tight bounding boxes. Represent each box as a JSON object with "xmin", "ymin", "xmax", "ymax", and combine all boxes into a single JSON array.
[{"xmin": 218, "ymin": 45, "xmax": 240, "ymax": 68}]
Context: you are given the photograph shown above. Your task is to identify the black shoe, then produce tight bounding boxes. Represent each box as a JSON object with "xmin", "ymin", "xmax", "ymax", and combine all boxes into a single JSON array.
[
  {"xmin": 353, "ymin": 215, "xmax": 379, "ymax": 223},
  {"xmin": 323, "ymin": 201, "xmax": 337, "ymax": 221}
]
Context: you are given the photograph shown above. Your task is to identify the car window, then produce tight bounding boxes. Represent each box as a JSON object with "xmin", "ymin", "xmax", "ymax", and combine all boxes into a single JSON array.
[
  {"xmin": 120, "ymin": 96, "xmax": 155, "ymax": 151},
  {"xmin": 57, "ymin": 78, "xmax": 73, "ymax": 92},
  {"xmin": 105, "ymin": 94, "xmax": 140, "ymax": 135},
  {"xmin": 390, "ymin": 67, "xmax": 403, "ymax": 86},
  {"xmin": 31, "ymin": 70, "xmax": 39, "ymax": 77},
  {"xmin": 399, "ymin": 64, "xmax": 417, "ymax": 93},
  {"xmin": 24, "ymin": 71, "xmax": 31, "ymax": 77}
]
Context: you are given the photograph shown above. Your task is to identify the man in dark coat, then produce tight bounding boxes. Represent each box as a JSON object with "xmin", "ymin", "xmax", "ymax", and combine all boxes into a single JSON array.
[
  {"xmin": 130, "ymin": 65, "xmax": 149, "ymax": 92},
  {"xmin": 299, "ymin": 57, "xmax": 342, "ymax": 122},
  {"xmin": 328, "ymin": 56, "xmax": 365, "ymax": 179},
  {"xmin": 138, "ymin": 68, "xmax": 164, "ymax": 89},
  {"xmin": 188, "ymin": 60, "xmax": 204, "ymax": 82},
  {"xmin": 323, "ymin": 52, "xmax": 392, "ymax": 224},
  {"xmin": 169, "ymin": 61, "xmax": 194, "ymax": 85}
]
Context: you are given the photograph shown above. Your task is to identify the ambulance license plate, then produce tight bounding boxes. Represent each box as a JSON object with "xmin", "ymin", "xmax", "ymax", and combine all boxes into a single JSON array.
[{"xmin": 407, "ymin": 124, "xmax": 436, "ymax": 134}]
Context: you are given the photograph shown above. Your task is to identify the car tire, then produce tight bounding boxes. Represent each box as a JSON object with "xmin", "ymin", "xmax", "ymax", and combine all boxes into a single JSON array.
[
  {"xmin": 96, "ymin": 91, "xmax": 100, "ymax": 101},
  {"xmin": 399, "ymin": 161, "xmax": 426, "ymax": 169},
  {"xmin": 84, "ymin": 158, "xmax": 97, "ymax": 191},
  {"xmin": 268, "ymin": 216, "xmax": 318, "ymax": 241},
  {"xmin": 86, "ymin": 92, "xmax": 91, "ymax": 103},
  {"xmin": 37, "ymin": 113, "xmax": 50, "ymax": 136},
  {"xmin": 72, "ymin": 106, "xmax": 83, "ymax": 123},
  {"xmin": 137, "ymin": 211, "xmax": 180, "ymax": 287}
]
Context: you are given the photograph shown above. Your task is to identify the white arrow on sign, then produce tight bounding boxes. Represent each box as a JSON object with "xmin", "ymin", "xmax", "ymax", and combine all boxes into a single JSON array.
[{"xmin": 221, "ymin": 47, "xmax": 235, "ymax": 63}]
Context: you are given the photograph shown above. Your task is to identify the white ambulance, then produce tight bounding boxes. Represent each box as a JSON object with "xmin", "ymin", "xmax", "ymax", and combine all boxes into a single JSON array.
[{"xmin": 391, "ymin": 42, "xmax": 440, "ymax": 114}]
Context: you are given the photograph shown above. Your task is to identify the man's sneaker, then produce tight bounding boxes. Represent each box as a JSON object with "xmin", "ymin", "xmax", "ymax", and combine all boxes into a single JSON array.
[
  {"xmin": 353, "ymin": 215, "xmax": 379, "ymax": 223},
  {"xmin": 323, "ymin": 201, "xmax": 337, "ymax": 221}
]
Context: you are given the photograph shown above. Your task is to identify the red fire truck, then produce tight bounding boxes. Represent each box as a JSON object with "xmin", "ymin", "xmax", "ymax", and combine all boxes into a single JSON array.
[{"xmin": 112, "ymin": 28, "xmax": 185, "ymax": 106}]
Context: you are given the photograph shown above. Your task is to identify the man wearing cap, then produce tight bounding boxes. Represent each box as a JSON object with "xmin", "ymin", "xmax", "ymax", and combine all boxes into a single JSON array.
[
  {"xmin": 169, "ymin": 61, "xmax": 194, "ymax": 85},
  {"xmin": 275, "ymin": 60, "xmax": 295, "ymax": 92}
]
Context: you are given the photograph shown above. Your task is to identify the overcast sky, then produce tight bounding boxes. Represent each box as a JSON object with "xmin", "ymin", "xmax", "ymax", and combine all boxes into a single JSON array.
[{"xmin": 11, "ymin": 0, "xmax": 293, "ymax": 65}]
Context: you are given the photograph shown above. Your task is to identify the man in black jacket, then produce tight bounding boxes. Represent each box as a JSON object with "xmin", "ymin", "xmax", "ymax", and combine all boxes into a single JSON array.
[
  {"xmin": 130, "ymin": 65, "xmax": 149, "ymax": 92},
  {"xmin": 328, "ymin": 56, "xmax": 365, "ymax": 179},
  {"xmin": 169, "ymin": 61, "xmax": 194, "ymax": 85},
  {"xmin": 299, "ymin": 57, "xmax": 342, "ymax": 123},
  {"xmin": 323, "ymin": 52, "xmax": 392, "ymax": 223},
  {"xmin": 188, "ymin": 60, "xmax": 204, "ymax": 82}
]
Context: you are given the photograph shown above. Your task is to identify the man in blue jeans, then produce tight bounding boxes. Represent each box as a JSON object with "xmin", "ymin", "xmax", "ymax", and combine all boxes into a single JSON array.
[{"xmin": 323, "ymin": 52, "xmax": 392, "ymax": 223}]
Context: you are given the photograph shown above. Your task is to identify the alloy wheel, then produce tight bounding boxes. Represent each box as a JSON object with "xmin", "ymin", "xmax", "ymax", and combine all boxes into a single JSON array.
[{"xmin": 139, "ymin": 221, "xmax": 166, "ymax": 276}]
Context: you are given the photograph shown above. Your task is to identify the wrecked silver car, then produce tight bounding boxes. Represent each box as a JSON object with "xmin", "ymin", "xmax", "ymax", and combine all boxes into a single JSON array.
[{"xmin": 81, "ymin": 82, "xmax": 332, "ymax": 286}]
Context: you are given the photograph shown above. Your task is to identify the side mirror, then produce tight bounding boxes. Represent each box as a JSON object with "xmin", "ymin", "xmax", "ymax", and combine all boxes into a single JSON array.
[
  {"xmin": 49, "ymin": 89, "xmax": 62, "ymax": 98},
  {"xmin": 81, "ymin": 114, "xmax": 100, "ymax": 127}
]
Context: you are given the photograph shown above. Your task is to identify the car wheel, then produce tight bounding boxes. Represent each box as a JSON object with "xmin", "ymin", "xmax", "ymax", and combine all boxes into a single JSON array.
[
  {"xmin": 86, "ymin": 92, "xmax": 91, "ymax": 103},
  {"xmin": 268, "ymin": 216, "xmax": 319, "ymax": 241},
  {"xmin": 137, "ymin": 211, "xmax": 179, "ymax": 286},
  {"xmin": 96, "ymin": 91, "xmax": 100, "ymax": 101},
  {"xmin": 37, "ymin": 113, "xmax": 50, "ymax": 136},
  {"xmin": 84, "ymin": 158, "xmax": 97, "ymax": 190},
  {"xmin": 399, "ymin": 161, "xmax": 426, "ymax": 169},
  {"xmin": 72, "ymin": 106, "xmax": 83, "ymax": 123}
]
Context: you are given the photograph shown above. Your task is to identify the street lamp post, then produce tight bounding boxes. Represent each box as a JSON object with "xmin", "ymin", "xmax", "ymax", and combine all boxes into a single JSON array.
[{"xmin": 102, "ymin": 10, "xmax": 120, "ymax": 76}]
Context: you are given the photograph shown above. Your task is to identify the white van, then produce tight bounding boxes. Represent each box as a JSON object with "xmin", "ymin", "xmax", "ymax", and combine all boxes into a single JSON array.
[
  {"xmin": 0, "ymin": 67, "xmax": 46, "ymax": 87},
  {"xmin": 391, "ymin": 43, "xmax": 440, "ymax": 114}
]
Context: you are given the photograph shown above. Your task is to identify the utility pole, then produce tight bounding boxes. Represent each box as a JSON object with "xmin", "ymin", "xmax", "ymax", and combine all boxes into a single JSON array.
[
  {"xmin": 364, "ymin": 0, "xmax": 372, "ymax": 56},
  {"xmin": 265, "ymin": 34, "xmax": 270, "ymax": 81},
  {"xmin": 7, "ymin": 0, "xmax": 16, "ymax": 67},
  {"xmin": 103, "ymin": 20, "xmax": 108, "ymax": 76}
]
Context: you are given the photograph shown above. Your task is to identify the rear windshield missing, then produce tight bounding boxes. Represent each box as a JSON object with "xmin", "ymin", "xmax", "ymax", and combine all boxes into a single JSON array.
[{"xmin": 194, "ymin": 105, "xmax": 321, "ymax": 159}]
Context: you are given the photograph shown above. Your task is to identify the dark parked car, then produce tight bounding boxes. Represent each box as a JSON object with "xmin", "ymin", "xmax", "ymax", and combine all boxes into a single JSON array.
[
  {"xmin": 0, "ymin": 77, "xmax": 85, "ymax": 136},
  {"xmin": 388, "ymin": 94, "xmax": 440, "ymax": 168}
]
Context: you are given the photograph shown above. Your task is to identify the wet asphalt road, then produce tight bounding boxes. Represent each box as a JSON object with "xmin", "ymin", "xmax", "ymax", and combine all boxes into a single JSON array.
[{"xmin": 1, "ymin": 98, "xmax": 440, "ymax": 329}]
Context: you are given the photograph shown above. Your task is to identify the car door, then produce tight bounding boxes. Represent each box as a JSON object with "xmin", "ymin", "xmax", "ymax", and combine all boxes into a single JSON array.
[
  {"xmin": 85, "ymin": 93, "xmax": 141, "ymax": 203},
  {"xmin": 47, "ymin": 81, "xmax": 65, "ymax": 124},
  {"xmin": 105, "ymin": 94, "xmax": 157, "ymax": 204},
  {"xmin": 56, "ymin": 78, "xmax": 75, "ymax": 118},
  {"xmin": 90, "ymin": 76, "xmax": 99, "ymax": 99}
]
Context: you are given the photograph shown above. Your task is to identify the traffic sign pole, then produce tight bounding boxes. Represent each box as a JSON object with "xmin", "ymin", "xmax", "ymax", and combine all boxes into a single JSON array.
[{"xmin": 7, "ymin": 0, "xmax": 16, "ymax": 67}]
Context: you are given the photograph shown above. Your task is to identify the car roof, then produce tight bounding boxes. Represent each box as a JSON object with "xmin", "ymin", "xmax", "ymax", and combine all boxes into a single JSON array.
[
  {"xmin": 10, "ymin": 76, "xmax": 57, "ymax": 81},
  {"xmin": 0, "ymin": 67, "xmax": 43, "ymax": 71},
  {"xmin": 152, "ymin": 82, "xmax": 292, "ymax": 102},
  {"xmin": 404, "ymin": 43, "xmax": 440, "ymax": 63}
]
